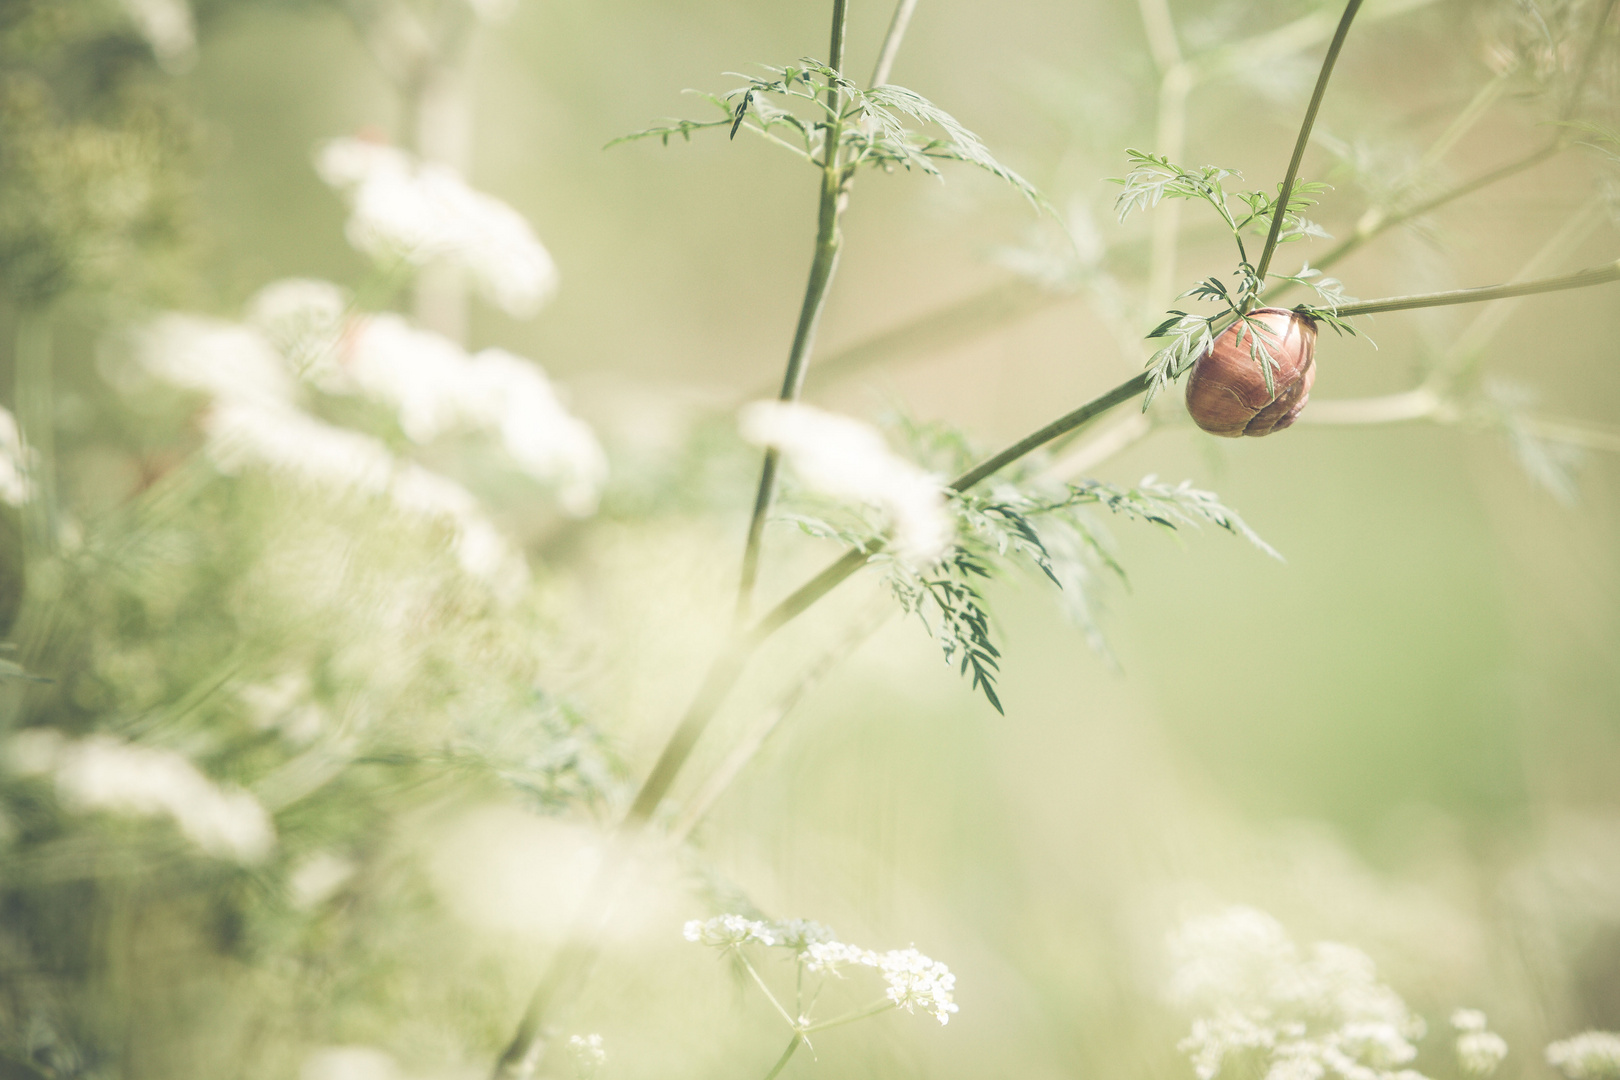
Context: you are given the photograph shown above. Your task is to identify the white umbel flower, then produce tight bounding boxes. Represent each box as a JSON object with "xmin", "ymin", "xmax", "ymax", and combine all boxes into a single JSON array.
[
  {"xmin": 1451, "ymin": 1010, "xmax": 1508, "ymax": 1076},
  {"xmin": 738, "ymin": 401, "xmax": 953, "ymax": 566},
  {"xmin": 205, "ymin": 402, "xmax": 395, "ymax": 496},
  {"xmin": 246, "ymin": 278, "xmax": 350, "ymax": 376},
  {"xmin": 315, "ymin": 136, "xmax": 558, "ymax": 318},
  {"xmin": 683, "ymin": 914, "xmax": 777, "ymax": 947},
  {"xmin": 1547, "ymin": 1033, "xmax": 1620, "ymax": 1080},
  {"xmin": 1169, "ymin": 908, "xmax": 1428, "ymax": 1080},
  {"xmin": 8, "ymin": 730, "xmax": 274, "ymax": 863},
  {"xmin": 877, "ymin": 947, "xmax": 959, "ymax": 1025}
]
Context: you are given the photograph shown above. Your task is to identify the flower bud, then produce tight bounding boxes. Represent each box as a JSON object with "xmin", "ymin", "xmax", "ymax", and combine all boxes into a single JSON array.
[{"xmin": 1184, "ymin": 308, "xmax": 1318, "ymax": 437}]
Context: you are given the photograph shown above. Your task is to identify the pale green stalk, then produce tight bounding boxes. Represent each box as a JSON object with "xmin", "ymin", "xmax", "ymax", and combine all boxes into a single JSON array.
[{"xmin": 761, "ymin": 1034, "xmax": 803, "ymax": 1080}]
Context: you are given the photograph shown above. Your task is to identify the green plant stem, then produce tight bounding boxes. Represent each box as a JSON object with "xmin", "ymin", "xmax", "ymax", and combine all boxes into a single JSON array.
[
  {"xmin": 762, "ymin": 1034, "xmax": 804, "ymax": 1080},
  {"xmin": 1336, "ymin": 259, "xmax": 1620, "ymax": 316},
  {"xmin": 735, "ymin": 1, "xmax": 855, "ymax": 621},
  {"xmin": 1253, "ymin": 0, "xmax": 1364, "ymax": 287},
  {"xmin": 801, "ymin": 1000, "xmax": 898, "ymax": 1033}
]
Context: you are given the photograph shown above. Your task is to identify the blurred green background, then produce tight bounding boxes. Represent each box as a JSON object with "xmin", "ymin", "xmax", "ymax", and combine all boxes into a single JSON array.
[{"xmin": 2, "ymin": 0, "xmax": 1619, "ymax": 1077}]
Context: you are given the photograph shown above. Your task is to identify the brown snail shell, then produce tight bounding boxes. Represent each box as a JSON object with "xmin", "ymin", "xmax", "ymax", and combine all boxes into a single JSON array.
[{"xmin": 1184, "ymin": 308, "xmax": 1318, "ymax": 437}]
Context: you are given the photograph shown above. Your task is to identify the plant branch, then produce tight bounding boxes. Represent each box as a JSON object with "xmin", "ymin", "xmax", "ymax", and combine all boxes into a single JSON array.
[
  {"xmin": 870, "ymin": 0, "xmax": 920, "ymax": 86},
  {"xmin": 762, "ymin": 1034, "xmax": 804, "ymax": 1080},
  {"xmin": 1253, "ymin": 0, "xmax": 1364, "ymax": 286},
  {"xmin": 1336, "ymin": 259, "xmax": 1620, "ymax": 316}
]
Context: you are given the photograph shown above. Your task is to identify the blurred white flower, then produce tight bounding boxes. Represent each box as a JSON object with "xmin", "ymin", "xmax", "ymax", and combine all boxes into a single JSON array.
[
  {"xmin": 683, "ymin": 914, "xmax": 777, "ymax": 947},
  {"xmin": 246, "ymin": 278, "xmax": 350, "ymax": 376},
  {"xmin": 8, "ymin": 730, "xmax": 274, "ymax": 863},
  {"xmin": 1169, "ymin": 907, "xmax": 1428, "ymax": 1080},
  {"xmin": 205, "ymin": 401, "xmax": 395, "ymax": 496},
  {"xmin": 802, "ymin": 939, "xmax": 879, "ymax": 973},
  {"xmin": 1547, "ymin": 1033, "xmax": 1620, "ymax": 1080},
  {"xmin": 0, "ymin": 406, "xmax": 33, "ymax": 507},
  {"xmin": 300, "ymin": 1046, "xmax": 401, "ymax": 1080},
  {"xmin": 342, "ymin": 317, "xmax": 607, "ymax": 514},
  {"xmin": 769, "ymin": 918, "xmax": 837, "ymax": 951},
  {"xmin": 468, "ymin": 348, "xmax": 608, "ymax": 516},
  {"xmin": 737, "ymin": 401, "xmax": 953, "ymax": 566},
  {"xmin": 1451, "ymin": 1010, "xmax": 1507, "ymax": 1076},
  {"xmin": 119, "ymin": 0, "xmax": 196, "ymax": 71},
  {"xmin": 136, "ymin": 314, "xmax": 297, "ymax": 409},
  {"xmin": 315, "ymin": 136, "xmax": 558, "ymax": 318},
  {"xmin": 877, "ymin": 948, "xmax": 959, "ymax": 1024}
]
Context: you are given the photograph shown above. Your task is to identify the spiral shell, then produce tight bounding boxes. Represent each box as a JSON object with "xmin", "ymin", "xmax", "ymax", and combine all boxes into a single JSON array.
[{"xmin": 1184, "ymin": 308, "xmax": 1318, "ymax": 438}]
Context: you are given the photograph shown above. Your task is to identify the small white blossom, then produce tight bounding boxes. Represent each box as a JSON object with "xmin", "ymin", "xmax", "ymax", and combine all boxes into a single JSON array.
[
  {"xmin": 802, "ymin": 940, "xmax": 879, "ymax": 974},
  {"xmin": 1449, "ymin": 1010, "xmax": 1507, "ymax": 1076},
  {"xmin": 877, "ymin": 947, "xmax": 959, "ymax": 1024},
  {"xmin": 468, "ymin": 348, "xmax": 607, "ymax": 516},
  {"xmin": 768, "ymin": 918, "xmax": 837, "ymax": 951},
  {"xmin": 683, "ymin": 914, "xmax": 777, "ymax": 947},
  {"xmin": 315, "ymin": 136, "xmax": 558, "ymax": 318},
  {"xmin": 1547, "ymin": 1033, "xmax": 1620, "ymax": 1080},
  {"xmin": 0, "ymin": 406, "xmax": 33, "ymax": 507},
  {"xmin": 246, "ymin": 278, "xmax": 350, "ymax": 376},
  {"xmin": 8, "ymin": 730, "xmax": 274, "ymax": 863},
  {"xmin": 737, "ymin": 401, "xmax": 953, "ymax": 566}
]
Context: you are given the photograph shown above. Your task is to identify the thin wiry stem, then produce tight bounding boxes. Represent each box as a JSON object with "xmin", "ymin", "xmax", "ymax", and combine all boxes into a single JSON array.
[
  {"xmin": 1253, "ymin": 0, "xmax": 1364, "ymax": 286},
  {"xmin": 1336, "ymin": 259, "xmax": 1620, "ymax": 316},
  {"xmin": 870, "ymin": 0, "xmax": 920, "ymax": 86},
  {"xmin": 736, "ymin": 0, "xmax": 855, "ymax": 620}
]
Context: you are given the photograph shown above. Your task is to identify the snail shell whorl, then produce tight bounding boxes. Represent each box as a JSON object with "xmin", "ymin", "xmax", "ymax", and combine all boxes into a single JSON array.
[{"xmin": 1184, "ymin": 308, "xmax": 1319, "ymax": 438}]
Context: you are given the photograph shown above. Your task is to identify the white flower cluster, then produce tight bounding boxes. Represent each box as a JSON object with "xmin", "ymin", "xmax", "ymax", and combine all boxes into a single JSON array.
[
  {"xmin": 1547, "ymin": 1032, "xmax": 1620, "ymax": 1080},
  {"xmin": 1451, "ymin": 1009, "xmax": 1508, "ymax": 1076},
  {"xmin": 0, "ymin": 405, "xmax": 33, "ymax": 507},
  {"xmin": 7, "ymin": 730, "xmax": 275, "ymax": 863},
  {"xmin": 683, "ymin": 914, "xmax": 959, "ymax": 1025},
  {"xmin": 315, "ymin": 137, "xmax": 558, "ymax": 318},
  {"xmin": 683, "ymin": 914, "xmax": 779, "ymax": 947},
  {"xmin": 1168, "ymin": 907, "xmax": 1429, "ymax": 1080},
  {"xmin": 737, "ymin": 401, "xmax": 953, "ymax": 567},
  {"xmin": 133, "ymin": 283, "xmax": 607, "ymax": 577}
]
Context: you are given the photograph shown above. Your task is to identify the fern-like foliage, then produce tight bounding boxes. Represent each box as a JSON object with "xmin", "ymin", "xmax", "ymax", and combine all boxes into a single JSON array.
[
  {"xmin": 609, "ymin": 58, "xmax": 1044, "ymax": 208},
  {"xmin": 876, "ymin": 474, "xmax": 1280, "ymax": 710}
]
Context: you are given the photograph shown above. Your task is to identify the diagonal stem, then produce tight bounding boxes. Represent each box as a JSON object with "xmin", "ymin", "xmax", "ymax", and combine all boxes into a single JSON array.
[
  {"xmin": 761, "ymin": 1034, "xmax": 804, "ymax": 1080},
  {"xmin": 1335, "ymin": 259, "xmax": 1620, "ymax": 317},
  {"xmin": 870, "ymin": 0, "xmax": 920, "ymax": 86},
  {"xmin": 1253, "ymin": 0, "xmax": 1364, "ymax": 286}
]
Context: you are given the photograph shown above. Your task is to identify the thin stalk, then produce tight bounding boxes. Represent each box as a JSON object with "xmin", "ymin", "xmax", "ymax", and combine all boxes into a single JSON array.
[
  {"xmin": 1253, "ymin": 0, "xmax": 1364, "ymax": 286},
  {"xmin": 738, "ymin": 952, "xmax": 798, "ymax": 1028},
  {"xmin": 1564, "ymin": 0, "xmax": 1618, "ymax": 121},
  {"xmin": 761, "ymin": 1034, "xmax": 804, "ymax": 1080},
  {"xmin": 735, "ymin": 1, "xmax": 854, "ymax": 620},
  {"xmin": 1336, "ymin": 259, "xmax": 1620, "ymax": 316},
  {"xmin": 870, "ymin": 0, "xmax": 920, "ymax": 86},
  {"xmin": 801, "ymin": 1000, "xmax": 897, "ymax": 1033}
]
